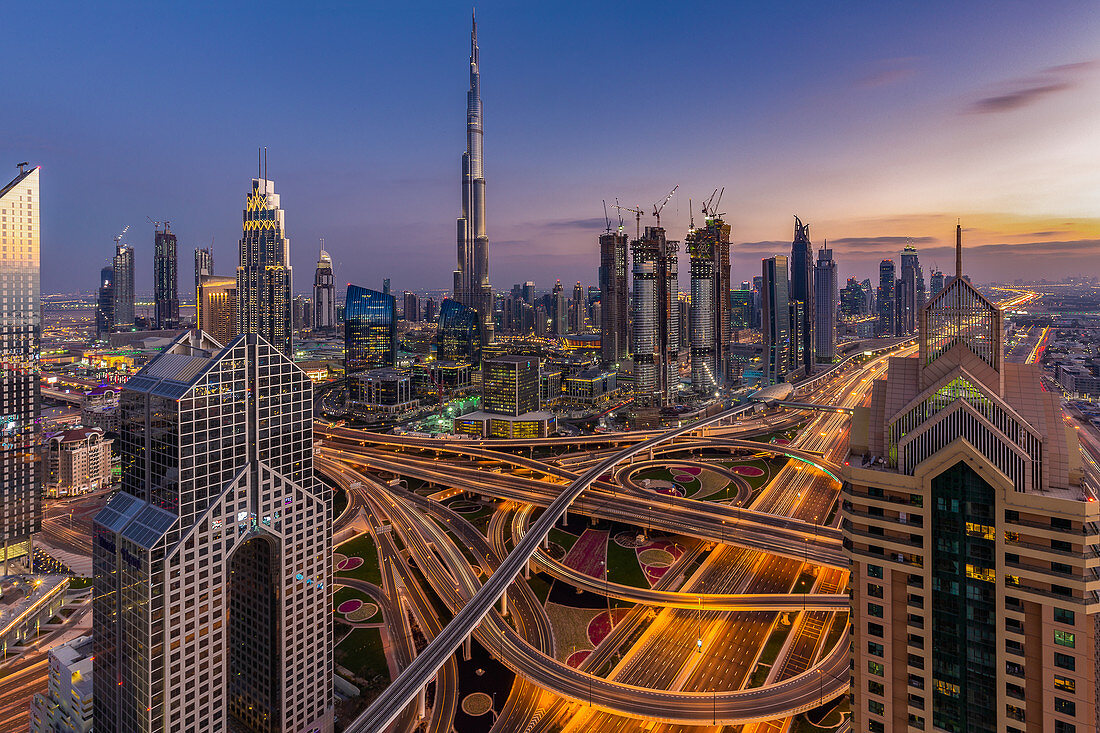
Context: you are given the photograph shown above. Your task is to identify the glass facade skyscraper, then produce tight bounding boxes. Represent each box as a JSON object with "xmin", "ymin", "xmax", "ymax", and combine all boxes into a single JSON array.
[
  {"xmin": 687, "ymin": 214, "xmax": 731, "ymax": 395},
  {"xmin": 113, "ymin": 242, "xmax": 135, "ymax": 331},
  {"xmin": 194, "ymin": 246, "xmax": 213, "ymax": 294},
  {"xmin": 813, "ymin": 245, "xmax": 837, "ymax": 363},
  {"xmin": 437, "ymin": 297, "xmax": 481, "ymax": 363},
  {"xmin": 761, "ymin": 255, "xmax": 791, "ymax": 384},
  {"xmin": 0, "ymin": 165, "xmax": 40, "ymax": 569},
  {"xmin": 344, "ymin": 285, "xmax": 397, "ymax": 372},
  {"xmin": 237, "ymin": 175, "xmax": 293, "ymax": 357},
  {"xmin": 630, "ymin": 226, "xmax": 679, "ymax": 406},
  {"xmin": 789, "ymin": 216, "xmax": 815, "ymax": 374},
  {"xmin": 313, "ymin": 246, "xmax": 336, "ymax": 331},
  {"xmin": 92, "ymin": 331, "xmax": 332, "ymax": 733},
  {"xmin": 96, "ymin": 265, "xmax": 114, "ymax": 339},
  {"xmin": 153, "ymin": 223, "xmax": 180, "ymax": 329}
]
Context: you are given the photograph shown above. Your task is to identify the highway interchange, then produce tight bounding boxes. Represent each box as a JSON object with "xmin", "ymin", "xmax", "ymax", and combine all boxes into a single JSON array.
[{"xmin": 323, "ymin": 342, "xmax": 913, "ymax": 733}]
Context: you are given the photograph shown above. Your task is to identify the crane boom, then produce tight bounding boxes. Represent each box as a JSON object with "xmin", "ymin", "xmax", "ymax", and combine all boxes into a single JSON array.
[
  {"xmin": 114, "ymin": 225, "xmax": 130, "ymax": 246},
  {"xmin": 653, "ymin": 185, "xmax": 678, "ymax": 228},
  {"xmin": 611, "ymin": 200, "xmax": 644, "ymax": 239}
]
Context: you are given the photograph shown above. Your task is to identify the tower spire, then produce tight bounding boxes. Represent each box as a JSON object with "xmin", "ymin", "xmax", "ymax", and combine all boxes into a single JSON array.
[{"xmin": 955, "ymin": 220, "xmax": 962, "ymax": 280}]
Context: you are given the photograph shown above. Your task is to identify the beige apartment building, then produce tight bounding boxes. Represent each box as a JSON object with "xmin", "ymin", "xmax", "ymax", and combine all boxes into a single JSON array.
[
  {"xmin": 43, "ymin": 427, "xmax": 114, "ymax": 497},
  {"xmin": 845, "ymin": 232, "xmax": 1100, "ymax": 733}
]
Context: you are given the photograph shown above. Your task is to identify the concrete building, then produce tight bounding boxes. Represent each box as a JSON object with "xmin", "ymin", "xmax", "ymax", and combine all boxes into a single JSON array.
[
  {"xmin": 112, "ymin": 240, "xmax": 135, "ymax": 331},
  {"xmin": 237, "ymin": 171, "xmax": 293, "ymax": 356},
  {"xmin": 877, "ymin": 259, "xmax": 896, "ymax": 337},
  {"xmin": 481, "ymin": 355, "xmax": 539, "ymax": 416},
  {"xmin": 197, "ymin": 273, "xmax": 237, "ymax": 346},
  {"xmin": 43, "ymin": 427, "xmax": 113, "ymax": 498},
  {"xmin": 92, "ymin": 331, "xmax": 332, "ymax": 732},
  {"xmin": 563, "ymin": 368, "xmax": 618, "ymax": 407},
  {"xmin": 845, "ymin": 228, "xmax": 1100, "ymax": 733},
  {"xmin": 403, "ymin": 291, "xmax": 421, "ymax": 322},
  {"xmin": 814, "ymin": 245, "xmax": 838, "ymax": 363},
  {"xmin": 0, "ymin": 165, "xmax": 40, "ymax": 569},
  {"xmin": 80, "ymin": 386, "xmax": 122, "ymax": 434},
  {"xmin": 631, "ymin": 226, "xmax": 680, "ymax": 406},
  {"xmin": 194, "ymin": 246, "xmax": 213, "ymax": 294},
  {"xmin": 30, "ymin": 634, "xmax": 94, "ymax": 733},
  {"xmin": 348, "ymin": 367, "xmax": 418, "ymax": 416}
]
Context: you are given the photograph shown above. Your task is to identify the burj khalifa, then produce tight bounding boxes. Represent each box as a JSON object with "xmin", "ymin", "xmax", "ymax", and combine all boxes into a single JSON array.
[{"xmin": 454, "ymin": 12, "xmax": 494, "ymax": 345}]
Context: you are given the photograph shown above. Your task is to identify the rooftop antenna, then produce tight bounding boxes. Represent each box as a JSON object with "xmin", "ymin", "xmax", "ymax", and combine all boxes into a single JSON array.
[
  {"xmin": 955, "ymin": 219, "xmax": 963, "ymax": 279},
  {"xmin": 264, "ymin": 147, "xmax": 268, "ymax": 194},
  {"xmin": 689, "ymin": 198, "xmax": 694, "ymax": 230},
  {"xmin": 16, "ymin": 162, "xmax": 30, "ymax": 174}
]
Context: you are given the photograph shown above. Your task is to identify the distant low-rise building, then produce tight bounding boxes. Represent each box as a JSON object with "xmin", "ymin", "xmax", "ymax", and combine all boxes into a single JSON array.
[
  {"xmin": 348, "ymin": 368, "xmax": 419, "ymax": 416},
  {"xmin": 563, "ymin": 368, "xmax": 618, "ymax": 407},
  {"xmin": 43, "ymin": 427, "xmax": 114, "ymax": 498},
  {"xmin": 30, "ymin": 634, "xmax": 94, "ymax": 733},
  {"xmin": 79, "ymin": 386, "xmax": 121, "ymax": 434}
]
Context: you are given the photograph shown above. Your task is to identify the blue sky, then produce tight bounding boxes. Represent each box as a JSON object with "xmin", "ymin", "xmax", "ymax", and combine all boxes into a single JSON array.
[{"xmin": 5, "ymin": 1, "xmax": 1100, "ymax": 295}]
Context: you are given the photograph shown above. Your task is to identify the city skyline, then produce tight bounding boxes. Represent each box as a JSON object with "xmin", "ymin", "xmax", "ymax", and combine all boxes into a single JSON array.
[{"xmin": 5, "ymin": 3, "xmax": 1100, "ymax": 296}]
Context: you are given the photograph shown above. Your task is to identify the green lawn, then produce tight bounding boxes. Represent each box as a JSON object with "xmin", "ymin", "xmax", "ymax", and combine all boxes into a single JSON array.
[
  {"xmin": 791, "ymin": 571, "xmax": 816, "ymax": 594},
  {"xmin": 336, "ymin": 533, "xmax": 383, "ymax": 586},
  {"xmin": 746, "ymin": 617, "xmax": 795, "ymax": 687},
  {"xmin": 335, "ymin": 627, "xmax": 389, "ymax": 687},
  {"xmin": 527, "ymin": 573, "xmax": 552, "ymax": 604},
  {"xmin": 549, "ymin": 528, "xmax": 578, "ymax": 551},
  {"xmin": 68, "ymin": 577, "xmax": 93, "ymax": 590},
  {"xmin": 605, "ymin": 538, "xmax": 649, "ymax": 589},
  {"xmin": 332, "ymin": 586, "xmax": 381, "ymax": 623}
]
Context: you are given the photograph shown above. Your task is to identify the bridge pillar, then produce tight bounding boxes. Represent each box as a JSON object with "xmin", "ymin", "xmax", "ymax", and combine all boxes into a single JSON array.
[
  {"xmin": 500, "ymin": 588, "xmax": 509, "ymax": 616},
  {"xmin": 416, "ymin": 686, "xmax": 426, "ymax": 719},
  {"xmin": 542, "ymin": 533, "xmax": 549, "ymax": 550},
  {"xmin": 562, "ymin": 506, "xmax": 568, "ymax": 525},
  {"xmin": 525, "ymin": 559, "xmax": 531, "ymax": 580},
  {"xmin": 463, "ymin": 634, "xmax": 472, "ymax": 660}
]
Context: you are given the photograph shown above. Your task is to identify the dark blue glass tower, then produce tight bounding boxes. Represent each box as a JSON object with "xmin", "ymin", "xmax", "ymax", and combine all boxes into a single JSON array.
[
  {"xmin": 437, "ymin": 298, "xmax": 481, "ymax": 362},
  {"xmin": 345, "ymin": 285, "xmax": 397, "ymax": 372}
]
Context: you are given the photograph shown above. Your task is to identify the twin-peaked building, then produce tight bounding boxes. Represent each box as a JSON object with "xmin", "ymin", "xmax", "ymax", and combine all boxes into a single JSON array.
[{"xmin": 845, "ymin": 228, "xmax": 1100, "ymax": 733}]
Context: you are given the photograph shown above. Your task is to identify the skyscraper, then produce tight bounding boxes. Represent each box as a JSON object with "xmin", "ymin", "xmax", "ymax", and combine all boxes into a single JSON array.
[
  {"xmin": 929, "ymin": 269, "xmax": 945, "ymax": 297},
  {"xmin": 789, "ymin": 216, "xmax": 815, "ymax": 374},
  {"xmin": 313, "ymin": 244, "xmax": 336, "ymax": 331},
  {"xmin": 877, "ymin": 258, "xmax": 895, "ymax": 336},
  {"xmin": 570, "ymin": 281, "xmax": 585, "ymax": 333},
  {"xmin": 237, "ymin": 169, "xmax": 293, "ymax": 357},
  {"xmin": 551, "ymin": 280, "xmax": 567, "ymax": 335},
  {"xmin": 631, "ymin": 226, "xmax": 679, "ymax": 405},
  {"xmin": 454, "ymin": 13, "xmax": 494, "ymax": 346},
  {"xmin": 153, "ymin": 222, "xmax": 180, "ymax": 329},
  {"xmin": 96, "ymin": 265, "xmax": 114, "ymax": 339},
  {"xmin": 813, "ymin": 245, "xmax": 837, "ymax": 363},
  {"xmin": 687, "ymin": 212, "xmax": 732, "ymax": 395},
  {"xmin": 438, "ymin": 298, "xmax": 481, "ymax": 362},
  {"xmin": 403, "ymin": 291, "xmax": 420, "ymax": 322},
  {"xmin": 113, "ymin": 240, "xmax": 135, "ymax": 331},
  {"xmin": 840, "ymin": 277, "xmax": 867, "ymax": 318},
  {"xmin": 845, "ymin": 227, "xmax": 1099, "ymax": 733},
  {"xmin": 895, "ymin": 242, "xmax": 924, "ymax": 335},
  {"xmin": 194, "ymin": 246, "xmax": 213, "ymax": 293},
  {"xmin": 0, "ymin": 164, "xmax": 40, "ymax": 570},
  {"xmin": 92, "ymin": 331, "xmax": 332, "ymax": 733},
  {"xmin": 344, "ymin": 285, "xmax": 397, "ymax": 372},
  {"xmin": 761, "ymin": 255, "xmax": 791, "ymax": 384}
]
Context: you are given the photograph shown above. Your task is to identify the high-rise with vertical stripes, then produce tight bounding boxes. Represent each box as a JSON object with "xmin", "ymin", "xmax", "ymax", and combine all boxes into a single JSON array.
[
  {"xmin": 0, "ymin": 164, "xmax": 40, "ymax": 569},
  {"xmin": 237, "ymin": 173, "xmax": 293, "ymax": 356}
]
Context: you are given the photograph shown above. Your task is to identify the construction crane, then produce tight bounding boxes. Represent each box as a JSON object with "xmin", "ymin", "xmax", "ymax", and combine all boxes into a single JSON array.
[
  {"xmin": 602, "ymin": 200, "xmax": 612, "ymax": 234},
  {"xmin": 652, "ymin": 185, "xmax": 678, "ymax": 228},
  {"xmin": 612, "ymin": 199, "xmax": 644, "ymax": 239},
  {"xmin": 701, "ymin": 187, "xmax": 725, "ymax": 220},
  {"xmin": 146, "ymin": 215, "xmax": 170, "ymax": 232},
  {"xmin": 114, "ymin": 225, "xmax": 130, "ymax": 248}
]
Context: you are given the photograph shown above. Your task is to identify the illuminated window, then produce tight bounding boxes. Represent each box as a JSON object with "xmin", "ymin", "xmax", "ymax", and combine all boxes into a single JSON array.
[
  {"xmin": 1054, "ymin": 676, "xmax": 1076, "ymax": 694},
  {"xmin": 868, "ymin": 661, "xmax": 885, "ymax": 677},
  {"xmin": 934, "ymin": 679, "xmax": 960, "ymax": 697},
  {"xmin": 965, "ymin": 564, "xmax": 996, "ymax": 583},
  {"xmin": 1054, "ymin": 630, "xmax": 1075, "ymax": 648}
]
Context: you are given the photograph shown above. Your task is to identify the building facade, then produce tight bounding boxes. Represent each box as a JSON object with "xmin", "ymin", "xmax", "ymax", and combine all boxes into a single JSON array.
[
  {"xmin": 344, "ymin": 285, "xmax": 397, "ymax": 372},
  {"xmin": 599, "ymin": 228, "xmax": 630, "ymax": 367},
  {"xmin": 92, "ymin": 331, "xmax": 332, "ymax": 733},
  {"xmin": 197, "ymin": 274, "xmax": 238, "ymax": 346},
  {"xmin": 789, "ymin": 216, "xmax": 815, "ymax": 374},
  {"xmin": 194, "ymin": 247, "xmax": 213, "ymax": 294},
  {"xmin": 877, "ymin": 259, "xmax": 896, "ymax": 337},
  {"xmin": 814, "ymin": 245, "xmax": 838, "ymax": 363},
  {"xmin": 437, "ymin": 298, "xmax": 481, "ymax": 363},
  {"xmin": 482, "ymin": 355, "xmax": 539, "ymax": 416},
  {"xmin": 846, "ymin": 231, "xmax": 1100, "ymax": 733},
  {"xmin": 43, "ymin": 427, "xmax": 113, "ymax": 498},
  {"xmin": 761, "ymin": 255, "xmax": 792, "ymax": 384},
  {"xmin": 113, "ymin": 241, "xmax": 135, "ymax": 331},
  {"xmin": 631, "ymin": 226, "xmax": 679, "ymax": 406},
  {"xmin": 97, "ymin": 264, "xmax": 114, "ymax": 339},
  {"xmin": 237, "ymin": 175, "xmax": 293, "ymax": 357},
  {"xmin": 0, "ymin": 165, "xmax": 40, "ymax": 569},
  {"xmin": 153, "ymin": 223, "xmax": 180, "ymax": 329},
  {"xmin": 687, "ymin": 214, "xmax": 732, "ymax": 395},
  {"xmin": 313, "ymin": 246, "xmax": 336, "ymax": 331},
  {"xmin": 30, "ymin": 634, "xmax": 94, "ymax": 733},
  {"xmin": 454, "ymin": 15, "xmax": 494, "ymax": 346}
]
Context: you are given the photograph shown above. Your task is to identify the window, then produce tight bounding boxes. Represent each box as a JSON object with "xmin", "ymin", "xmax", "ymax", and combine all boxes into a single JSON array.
[
  {"xmin": 869, "ymin": 722, "xmax": 885, "ymax": 733},
  {"xmin": 868, "ymin": 564, "xmax": 883, "ymax": 579},
  {"xmin": 1054, "ymin": 607, "xmax": 1075, "ymax": 625},
  {"xmin": 868, "ymin": 641, "xmax": 884, "ymax": 657},
  {"xmin": 1054, "ymin": 653, "xmax": 1075, "ymax": 671},
  {"xmin": 1054, "ymin": 722, "xmax": 1077, "ymax": 733},
  {"xmin": 1052, "ymin": 561, "xmax": 1073, "ymax": 575},
  {"xmin": 1054, "ymin": 676, "xmax": 1075, "ymax": 694},
  {"xmin": 1054, "ymin": 630, "xmax": 1075, "ymax": 648},
  {"xmin": 1054, "ymin": 698, "xmax": 1076, "ymax": 716},
  {"xmin": 868, "ymin": 660, "xmax": 885, "ymax": 677},
  {"xmin": 868, "ymin": 680, "xmax": 884, "ymax": 695},
  {"xmin": 868, "ymin": 602, "xmax": 884, "ymax": 618},
  {"xmin": 868, "ymin": 622, "xmax": 883, "ymax": 637},
  {"xmin": 868, "ymin": 700, "xmax": 885, "ymax": 715},
  {"xmin": 867, "ymin": 583, "xmax": 884, "ymax": 598}
]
